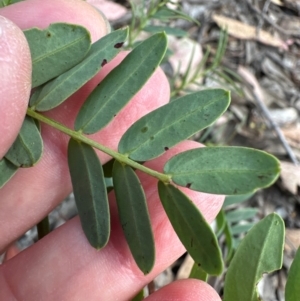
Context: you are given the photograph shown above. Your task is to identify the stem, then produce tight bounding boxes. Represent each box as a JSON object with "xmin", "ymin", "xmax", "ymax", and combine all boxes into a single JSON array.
[
  {"xmin": 37, "ymin": 215, "xmax": 50, "ymax": 240},
  {"xmin": 26, "ymin": 108, "xmax": 171, "ymax": 182}
]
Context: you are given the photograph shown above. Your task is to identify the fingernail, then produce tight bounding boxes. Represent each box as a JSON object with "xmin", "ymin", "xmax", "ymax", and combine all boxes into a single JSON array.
[
  {"xmin": 88, "ymin": 3, "xmax": 111, "ymax": 34},
  {"xmin": 96, "ymin": 8, "xmax": 111, "ymax": 33}
]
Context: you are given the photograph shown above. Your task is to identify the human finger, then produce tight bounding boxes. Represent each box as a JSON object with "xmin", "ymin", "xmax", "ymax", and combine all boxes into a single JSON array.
[
  {"xmin": 0, "ymin": 16, "xmax": 31, "ymax": 157},
  {"xmin": 144, "ymin": 279, "xmax": 221, "ymax": 301}
]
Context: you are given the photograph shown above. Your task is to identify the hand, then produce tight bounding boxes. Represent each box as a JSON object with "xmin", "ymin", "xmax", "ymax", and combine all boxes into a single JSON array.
[{"xmin": 0, "ymin": 0, "xmax": 223, "ymax": 300}]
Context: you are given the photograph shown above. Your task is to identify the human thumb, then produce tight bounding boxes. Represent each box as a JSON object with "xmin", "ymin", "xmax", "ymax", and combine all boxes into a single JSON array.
[{"xmin": 0, "ymin": 16, "xmax": 31, "ymax": 158}]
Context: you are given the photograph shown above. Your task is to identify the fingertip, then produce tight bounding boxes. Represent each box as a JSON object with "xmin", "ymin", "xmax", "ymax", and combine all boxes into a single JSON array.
[
  {"xmin": 1, "ymin": 0, "xmax": 110, "ymax": 42},
  {"xmin": 144, "ymin": 279, "xmax": 221, "ymax": 301},
  {"xmin": 0, "ymin": 16, "xmax": 31, "ymax": 157}
]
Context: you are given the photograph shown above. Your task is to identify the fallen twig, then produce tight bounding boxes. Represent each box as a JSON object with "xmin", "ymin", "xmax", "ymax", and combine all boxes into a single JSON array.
[
  {"xmin": 247, "ymin": 0, "xmax": 300, "ymax": 39},
  {"xmin": 238, "ymin": 66, "xmax": 299, "ymax": 165}
]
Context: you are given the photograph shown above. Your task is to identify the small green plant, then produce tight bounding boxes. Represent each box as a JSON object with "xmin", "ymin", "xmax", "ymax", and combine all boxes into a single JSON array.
[
  {"xmin": 223, "ymin": 213, "xmax": 285, "ymax": 301},
  {"xmin": 169, "ymin": 29, "xmax": 244, "ymax": 98},
  {"xmin": 286, "ymin": 247, "xmax": 300, "ymax": 300},
  {"xmin": 183, "ymin": 209, "xmax": 287, "ymax": 300},
  {"xmin": 126, "ymin": 0, "xmax": 242, "ymax": 99},
  {"xmin": 1, "ymin": 21, "xmax": 293, "ymax": 300},
  {"xmin": 127, "ymin": 0, "xmax": 197, "ymax": 48},
  {"xmin": 216, "ymin": 193, "xmax": 257, "ymax": 262}
]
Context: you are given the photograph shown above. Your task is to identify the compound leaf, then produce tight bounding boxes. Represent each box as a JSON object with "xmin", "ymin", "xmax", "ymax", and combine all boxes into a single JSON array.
[
  {"xmin": 164, "ymin": 147, "xmax": 280, "ymax": 195},
  {"xmin": 24, "ymin": 23, "xmax": 91, "ymax": 88},
  {"xmin": 68, "ymin": 138, "xmax": 109, "ymax": 249},
  {"xmin": 223, "ymin": 213, "xmax": 284, "ymax": 301},
  {"xmin": 5, "ymin": 116, "xmax": 43, "ymax": 167},
  {"xmin": 118, "ymin": 89, "xmax": 230, "ymax": 161},
  {"xmin": 113, "ymin": 160, "xmax": 155, "ymax": 274},
  {"xmin": 158, "ymin": 182, "xmax": 223, "ymax": 275},
  {"xmin": 75, "ymin": 32, "xmax": 168, "ymax": 134},
  {"xmin": 286, "ymin": 247, "xmax": 300, "ymax": 301},
  {"xmin": 30, "ymin": 28, "xmax": 128, "ymax": 111},
  {"xmin": 0, "ymin": 158, "xmax": 18, "ymax": 188}
]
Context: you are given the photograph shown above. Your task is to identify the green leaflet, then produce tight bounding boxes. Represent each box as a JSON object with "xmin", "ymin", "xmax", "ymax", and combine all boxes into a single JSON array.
[
  {"xmin": 30, "ymin": 28, "xmax": 128, "ymax": 111},
  {"xmin": 68, "ymin": 139, "xmax": 109, "ymax": 249},
  {"xmin": 131, "ymin": 290, "xmax": 144, "ymax": 301},
  {"xmin": 164, "ymin": 147, "xmax": 280, "ymax": 195},
  {"xmin": 286, "ymin": 247, "xmax": 300, "ymax": 301},
  {"xmin": 216, "ymin": 209, "xmax": 226, "ymax": 237},
  {"xmin": 224, "ymin": 223, "xmax": 234, "ymax": 262},
  {"xmin": 24, "ymin": 23, "xmax": 91, "ymax": 88},
  {"xmin": 158, "ymin": 182, "xmax": 223, "ymax": 275},
  {"xmin": 74, "ymin": 32, "xmax": 168, "ymax": 134},
  {"xmin": 223, "ymin": 193, "xmax": 254, "ymax": 207},
  {"xmin": 223, "ymin": 213, "xmax": 284, "ymax": 301},
  {"xmin": 230, "ymin": 223, "xmax": 255, "ymax": 235},
  {"xmin": 152, "ymin": 7, "xmax": 198, "ymax": 24},
  {"xmin": 118, "ymin": 89, "xmax": 230, "ymax": 161},
  {"xmin": 29, "ymin": 85, "xmax": 43, "ymax": 106},
  {"xmin": 217, "ymin": 208, "xmax": 256, "ymax": 262},
  {"xmin": 225, "ymin": 208, "xmax": 258, "ymax": 223},
  {"xmin": 0, "ymin": 0, "xmax": 22, "ymax": 7},
  {"xmin": 102, "ymin": 159, "xmax": 115, "ymax": 178},
  {"xmin": 143, "ymin": 25, "xmax": 187, "ymax": 37},
  {"xmin": 112, "ymin": 161, "xmax": 155, "ymax": 274},
  {"xmin": 189, "ymin": 261, "xmax": 208, "ymax": 282},
  {"xmin": 5, "ymin": 116, "xmax": 43, "ymax": 167},
  {"xmin": 0, "ymin": 158, "xmax": 18, "ymax": 188},
  {"xmin": 33, "ymin": 119, "xmax": 41, "ymax": 132}
]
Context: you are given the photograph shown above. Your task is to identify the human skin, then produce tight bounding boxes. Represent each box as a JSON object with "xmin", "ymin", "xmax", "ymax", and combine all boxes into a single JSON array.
[{"xmin": 0, "ymin": 0, "xmax": 223, "ymax": 300}]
